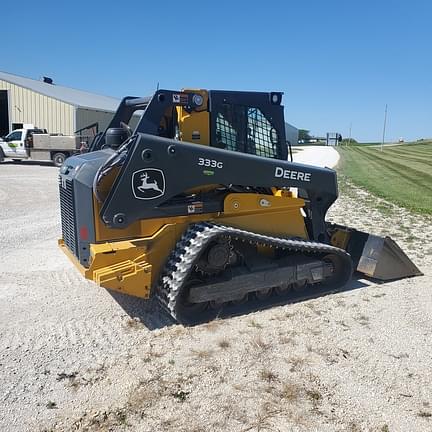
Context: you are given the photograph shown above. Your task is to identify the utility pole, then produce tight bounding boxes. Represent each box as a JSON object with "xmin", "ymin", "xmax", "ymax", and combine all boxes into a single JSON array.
[
  {"xmin": 381, "ymin": 104, "xmax": 388, "ymax": 151},
  {"xmin": 348, "ymin": 123, "xmax": 352, "ymax": 146}
]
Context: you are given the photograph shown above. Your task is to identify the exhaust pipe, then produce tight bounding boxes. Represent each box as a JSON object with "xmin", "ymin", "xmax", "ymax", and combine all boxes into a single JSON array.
[{"xmin": 327, "ymin": 224, "xmax": 423, "ymax": 281}]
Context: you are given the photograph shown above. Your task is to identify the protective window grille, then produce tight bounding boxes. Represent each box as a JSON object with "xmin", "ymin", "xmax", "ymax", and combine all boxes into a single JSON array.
[
  {"xmin": 216, "ymin": 112, "xmax": 237, "ymax": 151},
  {"xmin": 215, "ymin": 105, "xmax": 280, "ymax": 158},
  {"xmin": 246, "ymin": 107, "xmax": 279, "ymax": 158}
]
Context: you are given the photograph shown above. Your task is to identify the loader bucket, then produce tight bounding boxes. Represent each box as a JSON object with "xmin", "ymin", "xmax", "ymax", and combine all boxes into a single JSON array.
[{"xmin": 327, "ymin": 224, "xmax": 423, "ymax": 281}]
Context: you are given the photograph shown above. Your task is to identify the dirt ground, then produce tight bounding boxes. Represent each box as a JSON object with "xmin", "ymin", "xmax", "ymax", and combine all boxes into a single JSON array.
[{"xmin": 0, "ymin": 158, "xmax": 431, "ymax": 432}]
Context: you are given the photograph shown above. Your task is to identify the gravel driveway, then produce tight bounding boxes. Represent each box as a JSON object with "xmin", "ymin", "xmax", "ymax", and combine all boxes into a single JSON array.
[
  {"xmin": 292, "ymin": 145, "xmax": 340, "ymax": 168},
  {"xmin": 0, "ymin": 161, "xmax": 431, "ymax": 432}
]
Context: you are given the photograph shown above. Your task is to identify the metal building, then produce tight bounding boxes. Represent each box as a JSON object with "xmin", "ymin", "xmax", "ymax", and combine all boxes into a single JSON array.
[
  {"xmin": 0, "ymin": 71, "xmax": 120, "ymax": 137},
  {"xmin": 285, "ymin": 122, "xmax": 299, "ymax": 146}
]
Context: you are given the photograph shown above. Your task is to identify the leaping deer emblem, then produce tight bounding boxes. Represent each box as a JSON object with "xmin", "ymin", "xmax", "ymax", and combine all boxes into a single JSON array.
[{"xmin": 137, "ymin": 172, "xmax": 163, "ymax": 194}]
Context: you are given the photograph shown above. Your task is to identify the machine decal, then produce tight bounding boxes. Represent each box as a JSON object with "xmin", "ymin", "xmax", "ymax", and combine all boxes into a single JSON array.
[
  {"xmin": 198, "ymin": 158, "xmax": 223, "ymax": 169},
  {"xmin": 187, "ymin": 201, "xmax": 203, "ymax": 214},
  {"xmin": 274, "ymin": 167, "xmax": 311, "ymax": 182},
  {"xmin": 132, "ymin": 168, "xmax": 166, "ymax": 200},
  {"xmin": 173, "ymin": 94, "xmax": 188, "ymax": 104}
]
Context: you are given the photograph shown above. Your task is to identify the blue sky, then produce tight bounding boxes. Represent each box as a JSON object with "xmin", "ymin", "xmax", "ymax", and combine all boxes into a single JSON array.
[{"xmin": 2, "ymin": 0, "xmax": 431, "ymax": 142}]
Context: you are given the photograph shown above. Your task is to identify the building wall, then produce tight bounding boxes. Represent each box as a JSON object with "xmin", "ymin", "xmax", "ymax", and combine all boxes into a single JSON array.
[
  {"xmin": 0, "ymin": 80, "xmax": 74, "ymax": 134},
  {"xmin": 285, "ymin": 122, "xmax": 299, "ymax": 146},
  {"xmin": 75, "ymin": 108, "xmax": 116, "ymax": 134},
  {"xmin": 76, "ymin": 108, "xmax": 142, "ymax": 135}
]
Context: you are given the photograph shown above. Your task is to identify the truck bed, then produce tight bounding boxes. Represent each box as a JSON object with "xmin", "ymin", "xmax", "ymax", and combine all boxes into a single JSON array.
[{"xmin": 33, "ymin": 134, "xmax": 80, "ymax": 151}]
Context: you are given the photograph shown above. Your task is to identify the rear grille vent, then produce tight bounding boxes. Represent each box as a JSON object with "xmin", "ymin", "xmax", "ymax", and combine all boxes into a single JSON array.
[{"xmin": 59, "ymin": 177, "xmax": 78, "ymax": 256}]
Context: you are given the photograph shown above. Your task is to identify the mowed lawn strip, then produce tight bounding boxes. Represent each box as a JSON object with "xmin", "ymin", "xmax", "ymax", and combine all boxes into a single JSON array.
[
  {"xmin": 368, "ymin": 146, "xmax": 432, "ymax": 170},
  {"xmin": 337, "ymin": 143, "xmax": 432, "ymax": 215},
  {"xmin": 352, "ymin": 148, "xmax": 432, "ymax": 191},
  {"xmin": 376, "ymin": 149, "xmax": 432, "ymax": 167}
]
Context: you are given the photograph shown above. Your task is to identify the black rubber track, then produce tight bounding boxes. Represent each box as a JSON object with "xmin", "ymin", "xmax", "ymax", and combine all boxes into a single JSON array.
[{"xmin": 156, "ymin": 222, "xmax": 353, "ymax": 325}]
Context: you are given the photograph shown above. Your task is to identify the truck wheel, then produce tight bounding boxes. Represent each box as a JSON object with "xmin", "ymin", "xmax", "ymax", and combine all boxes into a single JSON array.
[
  {"xmin": 52, "ymin": 152, "xmax": 67, "ymax": 167},
  {"xmin": 0, "ymin": 148, "xmax": 4, "ymax": 162}
]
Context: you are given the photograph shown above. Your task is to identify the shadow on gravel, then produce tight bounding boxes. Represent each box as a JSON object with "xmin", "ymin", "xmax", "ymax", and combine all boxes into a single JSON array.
[
  {"xmin": 1, "ymin": 160, "xmax": 56, "ymax": 167},
  {"xmin": 205, "ymin": 274, "xmax": 373, "ymax": 324},
  {"xmin": 110, "ymin": 273, "xmax": 374, "ymax": 329},
  {"xmin": 108, "ymin": 291, "xmax": 176, "ymax": 330}
]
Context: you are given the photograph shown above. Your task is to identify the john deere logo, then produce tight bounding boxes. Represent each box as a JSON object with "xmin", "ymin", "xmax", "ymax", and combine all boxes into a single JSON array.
[{"xmin": 132, "ymin": 168, "xmax": 165, "ymax": 200}]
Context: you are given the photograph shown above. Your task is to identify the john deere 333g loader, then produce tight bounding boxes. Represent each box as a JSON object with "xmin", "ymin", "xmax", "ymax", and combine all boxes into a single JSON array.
[{"xmin": 58, "ymin": 89, "xmax": 421, "ymax": 323}]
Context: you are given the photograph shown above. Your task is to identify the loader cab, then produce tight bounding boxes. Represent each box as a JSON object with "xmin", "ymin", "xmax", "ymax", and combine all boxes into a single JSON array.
[
  {"xmin": 210, "ymin": 92, "xmax": 285, "ymax": 159},
  {"xmin": 91, "ymin": 89, "xmax": 287, "ymax": 160}
]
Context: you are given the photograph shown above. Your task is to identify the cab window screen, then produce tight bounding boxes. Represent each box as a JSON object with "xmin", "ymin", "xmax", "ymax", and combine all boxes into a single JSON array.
[
  {"xmin": 215, "ymin": 104, "xmax": 245, "ymax": 151},
  {"xmin": 246, "ymin": 107, "xmax": 279, "ymax": 158},
  {"xmin": 215, "ymin": 113, "xmax": 237, "ymax": 151},
  {"xmin": 215, "ymin": 104, "xmax": 281, "ymax": 159}
]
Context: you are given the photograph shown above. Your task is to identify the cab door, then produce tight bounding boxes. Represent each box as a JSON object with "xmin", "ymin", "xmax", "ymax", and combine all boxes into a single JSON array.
[{"xmin": 3, "ymin": 130, "xmax": 27, "ymax": 158}]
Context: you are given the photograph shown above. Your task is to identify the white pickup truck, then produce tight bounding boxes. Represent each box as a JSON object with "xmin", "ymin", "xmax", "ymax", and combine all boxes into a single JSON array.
[{"xmin": 0, "ymin": 127, "xmax": 80, "ymax": 167}]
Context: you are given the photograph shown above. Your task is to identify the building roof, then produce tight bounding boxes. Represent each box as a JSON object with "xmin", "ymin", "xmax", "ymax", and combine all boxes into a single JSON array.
[{"xmin": 0, "ymin": 71, "xmax": 120, "ymax": 112}]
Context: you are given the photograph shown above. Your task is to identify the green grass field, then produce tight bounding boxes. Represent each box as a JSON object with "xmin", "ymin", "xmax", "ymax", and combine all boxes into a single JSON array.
[{"xmin": 337, "ymin": 142, "xmax": 432, "ymax": 215}]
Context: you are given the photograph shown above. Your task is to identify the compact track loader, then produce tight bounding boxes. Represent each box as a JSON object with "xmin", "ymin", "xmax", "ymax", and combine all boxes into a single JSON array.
[{"xmin": 58, "ymin": 89, "xmax": 421, "ymax": 323}]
